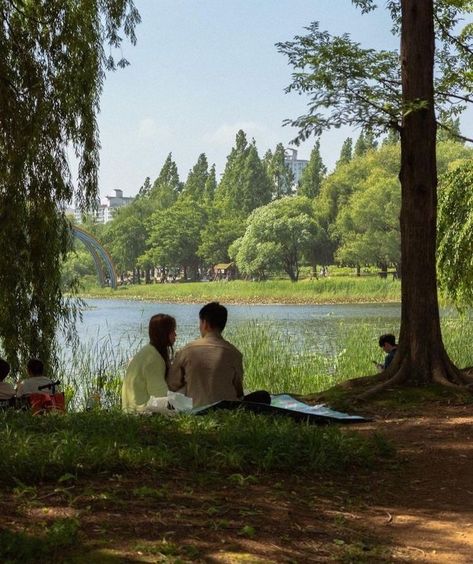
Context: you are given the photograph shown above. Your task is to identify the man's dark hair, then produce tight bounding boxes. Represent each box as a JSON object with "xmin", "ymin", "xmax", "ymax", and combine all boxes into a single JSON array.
[
  {"xmin": 379, "ymin": 334, "xmax": 396, "ymax": 347},
  {"xmin": 199, "ymin": 302, "xmax": 228, "ymax": 332},
  {"xmin": 0, "ymin": 358, "xmax": 10, "ymax": 381},
  {"xmin": 27, "ymin": 358, "xmax": 44, "ymax": 376}
]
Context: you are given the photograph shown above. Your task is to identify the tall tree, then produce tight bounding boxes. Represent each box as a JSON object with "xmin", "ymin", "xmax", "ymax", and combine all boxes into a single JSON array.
[
  {"xmin": 353, "ymin": 131, "xmax": 367, "ymax": 157},
  {"xmin": 267, "ymin": 143, "xmax": 294, "ymax": 199},
  {"xmin": 278, "ymin": 0, "xmax": 473, "ymax": 394},
  {"xmin": 216, "ymin": 131, "xmax": 271, "ymax": 216},
  {"xmin": 146, "ymin": 199, "xmax": 206, "ymax": 280},
  {"xmin": 181, "ymin": 153, "xmax": 209, "ymax": 201},
  {"xmin": 0, "ymin": 0, "xmax": 140, "ymax": 372},
  {"xmin": 298, "ymin": 140, "xmax": 327, "ymax": 198},
  {"xmin": 242, "ymin": 143, "xmax": 273, "ymax": 212},
  {"xmin": 336, "ymin": 138, "xmax": 353, "ymax": 167},
  {"xmin": 149, "ymin": 153, "xmax": 182, "ymax": 210},
  {"xmin": 203, "ymin": 164, "xmax": 217, "ymax": 204},
  {"xmin": 215, "ymin": 130, "xmax": 249, "ymax": 213}
]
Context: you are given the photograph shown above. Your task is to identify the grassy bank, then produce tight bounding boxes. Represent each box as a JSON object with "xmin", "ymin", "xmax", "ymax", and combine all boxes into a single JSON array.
[
  {"xmin": 79, "ymin": 277, "xmax": 402, "ymax": 304},
  {"xmin": 58, "ymin": 316, "xmax": 473, "ymax": 411}
]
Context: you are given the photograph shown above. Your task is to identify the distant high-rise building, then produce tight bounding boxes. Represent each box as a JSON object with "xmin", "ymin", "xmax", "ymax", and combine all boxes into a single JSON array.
[
  {"xmin": 284, "ymin": 148, "xmax": 308, "ymax": 186},
  {"xmin": 72, "ymin": 189, "xmax": 134, "ymax": 224}
]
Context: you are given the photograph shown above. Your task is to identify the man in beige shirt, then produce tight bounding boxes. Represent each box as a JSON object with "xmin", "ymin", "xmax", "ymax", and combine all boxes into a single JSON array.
[{"xmin": 167, "ymin": 302, "xmax": 244, "ymax": 408}]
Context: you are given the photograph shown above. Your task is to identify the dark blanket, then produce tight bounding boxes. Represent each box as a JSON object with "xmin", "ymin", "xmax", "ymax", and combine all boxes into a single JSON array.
[{"xmin": 193, "ymin": 393, "xmax": 370, "ymax": 425}]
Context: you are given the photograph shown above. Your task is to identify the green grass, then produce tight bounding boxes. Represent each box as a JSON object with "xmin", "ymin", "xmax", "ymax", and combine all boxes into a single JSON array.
[
  {"xmin": 0, "ymin": 518, "xmax": 79, "ymax": 564},
  {"xmin": 56, "ymin": 315, "xmax": 473, "ymax": 410},
  {"xmin": 0, "ymin": 410, "xmax": 393, "ymax": 486},
  {"xmin": 79, "ymin": 276, "xmax": 402, "ymax": 305}
]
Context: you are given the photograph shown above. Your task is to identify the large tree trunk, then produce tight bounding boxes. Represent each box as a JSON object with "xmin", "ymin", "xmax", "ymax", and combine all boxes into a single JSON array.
[
  {"xmin": 398, "ymin": 0, "xmax": 441, "ymax": 384},
  {"xmin": 358, "ymin": 0, "xmax": 470, "ymax": 397}
]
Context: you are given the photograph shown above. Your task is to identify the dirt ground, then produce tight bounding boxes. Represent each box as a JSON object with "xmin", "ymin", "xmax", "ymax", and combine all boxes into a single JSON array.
[{"xmin": 1, "ymin": 402, "xmax": 473, "ymax": 563}]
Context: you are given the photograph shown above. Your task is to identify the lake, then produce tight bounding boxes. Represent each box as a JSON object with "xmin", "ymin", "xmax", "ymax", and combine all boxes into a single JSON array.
[{"xmin": 77, "ymin": 299, "xmax": 402, "ymax": 355}]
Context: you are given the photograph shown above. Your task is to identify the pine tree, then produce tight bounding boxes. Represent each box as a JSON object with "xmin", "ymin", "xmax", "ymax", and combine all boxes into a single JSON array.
[
  {"xmin": 150, "ymin": 154, "xmax": 182, "ymax": 210},
  {"xmin": 336, "ymin": 137, "xmax": 353, "ymax": 166},
  {"xmin": 203, "ymin": 164, "xmax": 217, "ymax": 204},
  {"xmin": 298, "ymin": 140, "xmax": 327, "ymax": 198},
  {"xmin": 181, "ymin": 153, "xmax": 209, "ymax": 201},
  {"xmin": 268, "ymin": 143, "xmax": 294, "ymax": 199},
  {"xmin": 354, "ymin": 131, "xmax": 367, "ymax": 157},
  {"xmin": 240, "ymin": 143, "xmax": 272, "ymax": 213},
  {"xmin": 215, "ymin": 130, "xmax": 250, "ymax": 213}
]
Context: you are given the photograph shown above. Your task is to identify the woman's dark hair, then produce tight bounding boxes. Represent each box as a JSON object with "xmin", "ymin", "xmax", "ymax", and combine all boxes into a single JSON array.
[{"xmin": 149, "ymin": 314, "xmax": 176, "ymax": 376}]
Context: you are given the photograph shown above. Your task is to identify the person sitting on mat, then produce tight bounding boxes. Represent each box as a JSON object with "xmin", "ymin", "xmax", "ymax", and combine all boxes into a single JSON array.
[
  {"xmin": 122, "ymin": 313, "xmax": 177, "ymax": 413},
  {"xmin": 16, "ymin": 358, "xmax": 53, "ymax": 397},
  {"xmin": 168, "ymin": 302, "xmax": 269, "ymax": 408},
  {"xmin": 0, "ymin": 358, "xmax": 15, "ymax": 400}
]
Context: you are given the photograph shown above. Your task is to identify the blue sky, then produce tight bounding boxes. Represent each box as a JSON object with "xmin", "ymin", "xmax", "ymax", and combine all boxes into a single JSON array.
[{"xmin": 95, "ymin": 1, "xmax": 463, "ymax": 197}]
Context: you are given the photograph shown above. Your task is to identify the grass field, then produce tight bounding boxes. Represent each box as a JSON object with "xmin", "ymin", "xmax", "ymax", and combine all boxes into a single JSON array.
[{"xmin": 80, "ymin": 276, "xmax": 402, "ymax": 305}]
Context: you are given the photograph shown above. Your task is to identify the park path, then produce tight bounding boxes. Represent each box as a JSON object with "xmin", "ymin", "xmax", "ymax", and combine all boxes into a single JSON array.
[{"xmin": 351, "ymin": 404, "xmax": 473, "ymax": 562}]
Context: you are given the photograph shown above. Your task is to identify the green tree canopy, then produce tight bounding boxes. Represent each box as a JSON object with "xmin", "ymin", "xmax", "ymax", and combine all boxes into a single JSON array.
[
  {"xmin": 148, "ymin": 153, "xmax": 182, "ymax": 211},
  {"xmin": 438, "ymin": 160, "xmax": 473, "ymax": 308},
  {"xmin": 216, "ymin": 131, "xmax": 272, "ymax": 216},
  {"xmin": 181, "ymin": 153, "xmax": 209, "ymax": 201},
  {"xmin": 232, "ymin": 196, "xmax": 320, "ymax": 282},
  {"xmin": 267, "ymin": 143, "xmax": 294, "ymax": 199},
  {"xmin": 145, "ymin": 199, "xmax": 206, "ymax": 280},
  {"xmin": 298, "ymin": 140, "xmax": 326, "ymax": 198},
  {"xmin": 0, "ymin": 0, "xmax": 140, "ymax": 372},
  {"xmin": 336, "ymin": 137, "xmax": 353, "ymax": 167}
]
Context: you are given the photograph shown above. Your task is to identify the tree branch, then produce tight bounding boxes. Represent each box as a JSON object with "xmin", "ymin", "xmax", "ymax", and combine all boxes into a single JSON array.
[
  {"xmin": 436, "ymin": 90, "xmax": 473, "ymax": 105},
  {"xmin": 433, "ymin": 12, "xmax": 473, "ymax": 58},
  {"xmin": 437, "ymin": 122, "xmax": 473, "ymax": 144}
]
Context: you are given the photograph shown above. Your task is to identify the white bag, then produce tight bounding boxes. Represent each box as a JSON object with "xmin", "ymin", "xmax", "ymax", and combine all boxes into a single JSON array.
[{"xmin": 167, "ymin": 391, "xmax": 193, "ymax": 412}]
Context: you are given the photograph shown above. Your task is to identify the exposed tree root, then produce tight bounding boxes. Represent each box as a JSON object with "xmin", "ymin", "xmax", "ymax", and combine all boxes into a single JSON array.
[
  {"xmin": 353, "ymin": 353, "xmax": 473, "ymax": 401},
  {"xmin": 356, "ymin": 363, "xmax": 410, "ymax": 400}
]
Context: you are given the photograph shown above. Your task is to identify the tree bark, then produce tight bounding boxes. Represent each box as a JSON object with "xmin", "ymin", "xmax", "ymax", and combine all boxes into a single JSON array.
[{"xmin": 398, "ymin": 0, "xmax": 443, "ymax": 384}]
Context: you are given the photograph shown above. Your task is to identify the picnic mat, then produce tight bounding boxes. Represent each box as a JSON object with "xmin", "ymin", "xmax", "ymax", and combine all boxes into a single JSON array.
[{"xmin": 193, "ymin": 393, "xmax": 370, "ymax": 425}]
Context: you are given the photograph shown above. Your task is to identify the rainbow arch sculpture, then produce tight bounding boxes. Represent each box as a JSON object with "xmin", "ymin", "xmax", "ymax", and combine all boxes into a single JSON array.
[{"xmin": 72, "ymin": 226, "xmax": 118, "ymax": 289}]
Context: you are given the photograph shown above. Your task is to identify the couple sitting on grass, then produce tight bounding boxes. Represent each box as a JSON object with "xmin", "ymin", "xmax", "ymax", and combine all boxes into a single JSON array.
[
  {"xmin": 0, "ymin": 358, "xmax": 54, "ymax": 400},
  {"xmin": 122, "ymin": 301, "xmax": 269, "ymax": 414}
]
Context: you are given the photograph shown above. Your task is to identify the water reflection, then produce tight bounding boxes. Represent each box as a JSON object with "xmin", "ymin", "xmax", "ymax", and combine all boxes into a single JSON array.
[{"xmin": 78, "ymin": 299, "xmax": 402, "ymax": 355}]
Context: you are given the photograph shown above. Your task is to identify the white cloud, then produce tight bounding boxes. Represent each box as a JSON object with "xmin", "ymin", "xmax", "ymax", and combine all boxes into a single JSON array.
[
  {"xmin": 137, "ymin": 118, "xmax": 172, "ymax": 141},
  {"xmin": 203, "ymin": 121, "xmax": 269, "ymax": 147}
]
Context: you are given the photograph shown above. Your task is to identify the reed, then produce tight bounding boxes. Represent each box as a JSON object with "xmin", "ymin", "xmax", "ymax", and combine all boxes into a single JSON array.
[{"xmin": 53, "ymin": 315, "xmax": 473, "ymax": 409}]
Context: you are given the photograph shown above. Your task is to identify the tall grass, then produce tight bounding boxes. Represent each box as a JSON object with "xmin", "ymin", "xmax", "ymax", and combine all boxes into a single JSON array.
[
  {"xmin": 81, "ymin": 277, "xmax": 402, "ymax": 304},
  {"xmin": 53, "ymin": 315, "xmax": 473, "ymax": 409},
  {"xmin": 57, "ymin": 332, "xmax": 141, "ymax": 411}
]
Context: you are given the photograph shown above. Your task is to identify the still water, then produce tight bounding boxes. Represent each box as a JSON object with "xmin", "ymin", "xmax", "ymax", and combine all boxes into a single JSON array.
[{"xmin": 77, "ymin": 299, "xmax": 402, "ymax": 354}]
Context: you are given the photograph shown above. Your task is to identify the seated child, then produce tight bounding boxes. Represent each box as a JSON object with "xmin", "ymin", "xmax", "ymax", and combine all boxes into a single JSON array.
[
  {"xmin": 0, "ymin": 358, "xmax": 15, "ymax": 400},
  {"xmin": 16, "ymin": 358, "xmax": 53, "ymax": 397}
]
